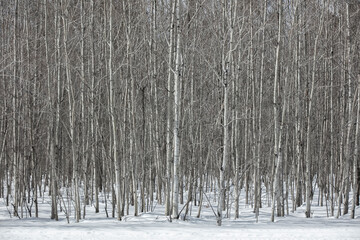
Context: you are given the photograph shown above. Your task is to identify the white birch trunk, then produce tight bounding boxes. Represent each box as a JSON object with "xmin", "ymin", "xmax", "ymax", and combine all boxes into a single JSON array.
[
  {"xmin": 343, "ymin": 3, "xmax": 352, "ymax": 215},
  {"xmin": 255, "ymin": 0, "xmax": 267, "ymax": 222},
  {"xmin": 12, "ymin": 0, "xmax": 19, "ymax": 218},
  {"xmin": 351, "ymin": 74, "xmax": 360, "ymax": 219},
  {"xmin": 271, "ymin": 0, "xmax": 282, "ymax": 223},
  {"xmin": 172, "ymin": 0, "xmax": 180, "ymax": 218},
  {"xmin": 109, "ymin": 0, "xmax": 122, "ymax": 221},
  {"xmin": 165, "ymin": 0, "xmax": 176, "ymax": 216},
  {"xmin": 44, "ymin": 0, "xmax": 58, "ymax": 220},
  {"xmin": 90, "ymin": 0, "xmax": 99, "ymax": 214}
]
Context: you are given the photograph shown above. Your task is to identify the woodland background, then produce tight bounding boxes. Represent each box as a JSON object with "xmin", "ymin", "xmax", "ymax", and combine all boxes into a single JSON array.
[{"xmin": 0, "ymin": 0, "xmax": 359, "ymax": 226}]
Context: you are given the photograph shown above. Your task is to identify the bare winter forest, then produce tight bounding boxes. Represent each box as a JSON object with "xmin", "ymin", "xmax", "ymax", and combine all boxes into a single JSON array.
[{"xmin": 0, "ymin": 0, "xmax": 359, "ymax": 229}]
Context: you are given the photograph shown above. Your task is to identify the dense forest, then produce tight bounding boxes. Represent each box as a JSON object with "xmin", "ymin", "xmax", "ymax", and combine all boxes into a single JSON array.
[{"xmin": 0, "ymin": 0, "xmax": 359, "ymax": 226}]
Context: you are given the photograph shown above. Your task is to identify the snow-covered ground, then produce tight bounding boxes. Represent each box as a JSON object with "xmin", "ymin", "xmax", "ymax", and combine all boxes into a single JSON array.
[{"xmin": 1, "ymin": 189, "xmax": 359, "ymax": 239}]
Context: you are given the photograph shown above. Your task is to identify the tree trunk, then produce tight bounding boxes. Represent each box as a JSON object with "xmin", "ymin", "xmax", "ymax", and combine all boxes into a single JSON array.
[
  {"xmin": 351, "ymin": 74, "xmax": 360, "ymax": 218},
  {"xmin": 271, "ymin": 0, "xmax": 282, "ymax": 223},
  {"xmin": 172, "ymin": 0, "xmax": 181, "ymax": 218},
  {"xmin": 109, "ymin": 0, "xmax": 121, "ymax": 221},
  {"xmin": 90, "ymin": 0, "xmax": 99, "ymax": 214},
  {"xmin": 165, "ymin": 0, "xmax": 176, "ymax": 216}
]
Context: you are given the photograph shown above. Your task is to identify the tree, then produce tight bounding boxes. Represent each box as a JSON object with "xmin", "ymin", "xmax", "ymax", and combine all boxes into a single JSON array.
[{"xmin": 0, "ymin": 0, "xmax": 359, "ymax": 225}]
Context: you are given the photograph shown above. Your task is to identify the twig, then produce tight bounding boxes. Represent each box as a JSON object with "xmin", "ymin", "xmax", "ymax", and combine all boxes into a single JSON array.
[
  {"xmin": 177, "ymin": 198, "xmax": 192, "ymax": 220},
  {"xmin": 202, "ymin": 191, "xmax": 218, "ymax": 218}
]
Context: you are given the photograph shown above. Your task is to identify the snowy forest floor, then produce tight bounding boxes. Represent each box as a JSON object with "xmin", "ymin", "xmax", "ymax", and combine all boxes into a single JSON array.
[{"xmin": 1, "ymin": 187, "xmax": 360, "ymax": 239}]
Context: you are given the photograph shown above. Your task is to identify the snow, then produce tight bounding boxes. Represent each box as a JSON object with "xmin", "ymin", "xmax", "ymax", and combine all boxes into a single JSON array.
[{"xmin": 1, "ymin": 189, "xmax": 360, "ymax": 239}]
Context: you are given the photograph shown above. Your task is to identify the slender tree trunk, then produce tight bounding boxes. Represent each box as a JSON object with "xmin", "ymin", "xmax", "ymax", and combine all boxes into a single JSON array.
[
  {"xmin": 80, "ymin": 0, "xmax": 89, "ymax": 219},
  {"xmin": 129, "ymin": 38, "xmax": 138, "ymax": 217},
  {"xmin": 234, "ymin": 6, "xmax": 244, "ymax": 219},
  {"xmin": 336, "ymin": 12, "xmax": 346, "ymax": 219},
  {"xmin": 109, "ymin": 0, "xmax": 121, "ymax": 221},
  {"xmin": 165, "ymin": 0, "xmax": 176, "ymax": 216},
  {"xmin": 44, "ymin": 0, "xmax": 58, "ymax": 221},
  {"xmin": 12, "ymin": 0, "xmax": 19, "ymax": 218},
  {"xmin": 90, "ymin": 0, "xmax": 99, "ymax": 214},
  {"xmin": 150, "ymin": 0, "xmax": 162, "ymax": 207},
  {"xmin": 329, "ymin": 15, "xmax": 335, "ymax": 217},
  {"xmin": 343, "ymin": 3, "xmax": 352, "ymax": 216},
  {"xmin": 255, "ymin": 0, "xmax": 267, "ymax": 222},
  {"xmin": 271, "ymin": 0, "xmax": 282, "ymax": 223},
  {"xmin": 351, "ymin": 74, "xmax": 360, "ymax": 219},
  {"xmin": 172, "ymin": 0, "xmax": 181, "ymax": 218}
]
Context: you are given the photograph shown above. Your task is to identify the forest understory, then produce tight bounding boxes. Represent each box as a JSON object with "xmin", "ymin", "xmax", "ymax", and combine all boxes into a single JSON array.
[{"xmin": 1, "ymin": 181, "xmax": 360, "ymax": 239}]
